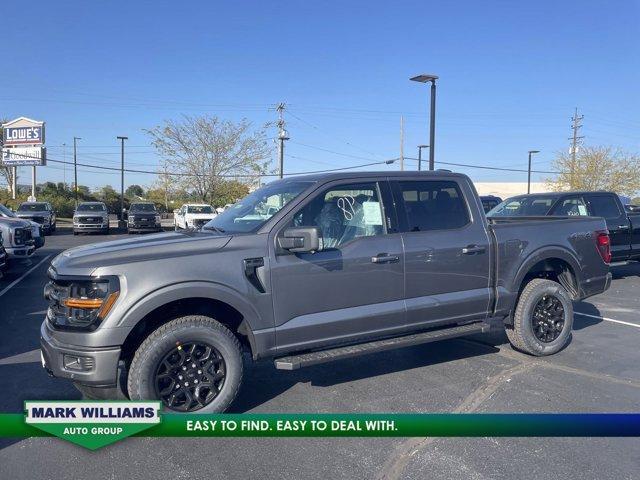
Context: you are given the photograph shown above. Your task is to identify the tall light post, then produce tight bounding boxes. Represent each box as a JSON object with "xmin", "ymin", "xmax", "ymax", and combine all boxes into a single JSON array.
[
  {"xmin": 527, "ymin": 150, "xmax": 540, "ymax": 194},
  {"xmin": 117, "ymin": 136, "xmax": 128, "ymax": 228},
  {"xmin": 410, "ymin": 74, "xmax": 438, "ymax": 170},
  {"xmin": 417, "ymin": 145, "xmax": 429, "ymax": 171},
  {"xmin": 73, "ymin": 137, "xmax": 81, "ymax": 207}
]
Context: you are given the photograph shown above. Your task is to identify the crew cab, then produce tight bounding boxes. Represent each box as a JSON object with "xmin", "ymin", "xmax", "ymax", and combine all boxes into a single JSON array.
[
  {"xmin": 488, "ymin": 191, "xmax": 640, "ymax": 263},
  {"xmin": 174, "ymin": 204, "xmax": 217, "ymax": 230},
  {"xmin": 126, "ymin": 202, "xmax": 162, "ymax": 233},
  {"xmin": 15, "ymin": 201, "xmax": 57, "ymax": 235},
  {"xmin": 41, "ymin": 172, "xmax": 611, "ymax": 413}
]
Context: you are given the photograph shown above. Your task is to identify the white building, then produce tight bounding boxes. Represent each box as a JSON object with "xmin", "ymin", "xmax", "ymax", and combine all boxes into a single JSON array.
[{"xmin": 473, "ymin": 182, "xmax": 552, "ymax": 200}]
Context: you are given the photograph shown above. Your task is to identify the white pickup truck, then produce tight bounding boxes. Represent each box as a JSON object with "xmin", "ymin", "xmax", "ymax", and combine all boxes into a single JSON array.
[{"xmin": 174, "ymin": 204, "xmax": 217, "ymax": 230}]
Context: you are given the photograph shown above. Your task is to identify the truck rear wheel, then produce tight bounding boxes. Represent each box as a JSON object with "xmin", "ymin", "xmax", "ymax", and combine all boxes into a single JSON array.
[
  {"xmin": 127, "ymin": 315, "xmax": 243, "ymax": 413},
  {"xmin": 505, "ymin": 278, "xmax": 573, "ymax": 356}
]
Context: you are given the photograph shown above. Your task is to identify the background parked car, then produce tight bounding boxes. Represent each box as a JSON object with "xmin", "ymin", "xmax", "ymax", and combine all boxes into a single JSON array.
[
  {"xmin": 479, "ymin": 195, "xmax": 503, "ymax": 213},
  {"xmin": 0, "ymin": 203, "xmax": 44, "ymax": 250},
  {"xmin": 73, "ymin": 202, "xmax": 110, "ymax": 235},
  {"xmin": 487, "ymin": 191, "xmax": 640, "ymax": 263},
  {"xmin": 174, "ymin": 203, "xmax": 217, "ymax": 230},
  {"xmin": 127, "ymin": 202, "xmax": 162, "ymax": 233},
  {"xmin": 15, "ymin": 201, "xmax": 57, "ymax": 235}
]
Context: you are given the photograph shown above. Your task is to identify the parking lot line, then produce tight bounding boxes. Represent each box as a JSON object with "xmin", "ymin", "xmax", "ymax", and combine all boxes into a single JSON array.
[
  {"xmin": 0, "ymin": 255, "xmax": 52, "ymax": 299},
  {"xmin": 575, "ymin": 311, "xmax": 640, "ymax": 329}
]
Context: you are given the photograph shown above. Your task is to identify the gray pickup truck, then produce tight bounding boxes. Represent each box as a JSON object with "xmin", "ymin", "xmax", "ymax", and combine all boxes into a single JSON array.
[{"xmin": 41, "ymin": 171, "xmax": 611, "ymax": 413}]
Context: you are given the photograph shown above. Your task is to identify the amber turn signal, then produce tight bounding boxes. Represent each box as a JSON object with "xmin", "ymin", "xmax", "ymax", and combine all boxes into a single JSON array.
[{"xmin": 62, "ymin": 298, "xmax": 104, "ymax": 309}]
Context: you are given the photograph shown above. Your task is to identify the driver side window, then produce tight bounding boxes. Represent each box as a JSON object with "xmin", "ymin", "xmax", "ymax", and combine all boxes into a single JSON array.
[{"xmin": 292, "ymin": 182, "xmax": 384, "ymax": 250}]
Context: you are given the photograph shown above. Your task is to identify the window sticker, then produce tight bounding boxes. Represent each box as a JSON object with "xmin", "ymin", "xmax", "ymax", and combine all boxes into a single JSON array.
[
  {"xmin": 362, "ymin": 201, "xmax": 383, "ymax": 225},
  {"xmin": 578, "ymin": 205, "xmax": 587, "ymax": 216},
  {"xmin": 337, "ymin": 196, "xmax": 356, "ymax": 220}
]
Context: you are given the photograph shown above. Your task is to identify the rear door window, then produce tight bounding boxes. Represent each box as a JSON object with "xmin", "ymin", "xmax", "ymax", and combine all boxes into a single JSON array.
[
  {"xmin": 586, "ymin": 195, "xmax": 622, "ymax": 218},
  {"xmin": 551, "ymin": 196, "xmax": 589, "ymax": 216},
  {"xmin": 395, "ymin": 180, "xmax": 470, "ymax": 232}
]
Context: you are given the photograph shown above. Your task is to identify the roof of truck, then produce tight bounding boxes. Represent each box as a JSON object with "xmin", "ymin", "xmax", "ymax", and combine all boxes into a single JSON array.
[
  {"xmin": 275, "ymin": 170, "xmax": 466, "ymax": 183},
  {"xmin": 507, "ymin": 191, "xmax": 616, "ymax": 198}
]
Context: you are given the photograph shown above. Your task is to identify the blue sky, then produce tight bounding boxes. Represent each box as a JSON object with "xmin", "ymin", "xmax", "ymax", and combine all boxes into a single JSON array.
[{"xmin": 2, "ymin": 0, "xmax": 639, "ymax": 189}]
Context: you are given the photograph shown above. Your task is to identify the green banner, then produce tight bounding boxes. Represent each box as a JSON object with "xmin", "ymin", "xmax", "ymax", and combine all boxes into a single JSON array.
[{"xmin": 1, "ymin": 409, "xmax": 639, "ymax": 450}]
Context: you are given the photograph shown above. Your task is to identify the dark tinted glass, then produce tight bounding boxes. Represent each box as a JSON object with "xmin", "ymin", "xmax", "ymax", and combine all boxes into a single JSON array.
[
  {"xmin": 398, "ymin": 181, "xmax": 469, "ymax": 231},
  {"xmin": 587, "ymin": 195, "xmax": 621, "ymax": 218}
]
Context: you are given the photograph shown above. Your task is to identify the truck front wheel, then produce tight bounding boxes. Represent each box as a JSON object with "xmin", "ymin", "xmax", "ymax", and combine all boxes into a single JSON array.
[
  {"xmin": 505, "ymin": 278, "xmax": 573, "ymax": 356},
  {"xmin": 127, "ymin": 315, "xmax": 243, "ymax": 413}
]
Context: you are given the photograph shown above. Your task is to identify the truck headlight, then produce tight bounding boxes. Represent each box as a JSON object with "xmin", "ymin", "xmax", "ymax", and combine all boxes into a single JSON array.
[
  {"xmin": 155, "ymin": 214, "xmax": 161, "ymax": 223},
  {"xmin": 45, "ymin": 276, "xmax": 120, "ymax": 330},
  {"xmin": 73, "ymin": 216, "xmax": 79, "ymax": 223},
  {"xmin": 13, "ymin": 228, "xmax": 24, "ymax": 245}
]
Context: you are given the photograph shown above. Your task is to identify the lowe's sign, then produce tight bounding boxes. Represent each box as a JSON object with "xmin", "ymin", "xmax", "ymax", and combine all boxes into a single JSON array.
[{"xmin": 2, "ymin": 117, "xmax": 45, "ymax": 146}]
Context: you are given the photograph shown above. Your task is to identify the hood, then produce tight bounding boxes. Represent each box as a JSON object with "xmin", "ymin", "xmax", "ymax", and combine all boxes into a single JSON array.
[
  {"xmin": 186, "ymin": 213, "xmax": 217, "ymax": 219},
  {"xmin": 0, "ymin": 216, "xmax": 31, "ymax": 228},
  {"xmin": 75, "ymin": 211, "xmax": 108, "ymax": 217},
  {"xmin": 50, "ymin": 231, "xmax": 232, "ymax": 275},
  {"xmin": 16, "ymin": 210, "xmax": 50, "ymax": 217}
]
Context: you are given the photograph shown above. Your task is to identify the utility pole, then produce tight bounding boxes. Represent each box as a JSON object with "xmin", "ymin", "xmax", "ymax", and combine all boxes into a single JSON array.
[
  {"xmin": 117, "ymin": 136, "xmax": 128, "ymax": 228},
  {"xmin": 276, "ymin": 103, "xmax": 289, "ymax": 179},
  {"xmin": 73, "ymin": 137, "xmax": 81, "ymax": 207},
  {"xmin": 417, "ymin": 145, "xmax": 429, "ymax": 171},
  {"xmin": 527, "ymin": 150, "xmax": 540, "ymax": 194},
  {"xmin": 409, "ymin": 74, "xmax": 438, "ymax": 170},
  {"xmin": 62, "ymin": 142, "xmax": 67, "ymax": 189},
  {"xmin": 568, "ymin": 108, "xmax": 584, "ymax": 190},
  {"xmin": 400, "ymin": 116, "xmax": 404, "ymax": 171}
]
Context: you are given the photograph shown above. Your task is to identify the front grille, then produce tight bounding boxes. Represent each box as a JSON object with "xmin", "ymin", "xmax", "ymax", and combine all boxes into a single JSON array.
[
  {"xmin": 193, "ymin": 219, "xmax": 208, "ymax": 227},
  {"xmin": 23, "ymin": 215, "xmax": 45, "ymax": 223},
  {"xmin": 78, "ymin": 216, "xmax": 101, "ymax": 223}
]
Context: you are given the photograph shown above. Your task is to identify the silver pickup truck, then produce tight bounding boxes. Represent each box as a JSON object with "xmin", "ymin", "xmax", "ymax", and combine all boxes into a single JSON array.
[{"xmin": 41, "ymin": 171, "xmax": 611, "ymax": 413}]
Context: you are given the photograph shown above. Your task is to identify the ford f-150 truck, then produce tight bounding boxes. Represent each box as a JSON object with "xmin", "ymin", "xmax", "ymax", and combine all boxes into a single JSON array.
[
  {"xmin": 41, "ymin": 171, "xmax": 611, "ymax": 413},
  {"xmin": 487, "ymin": 191, "xmax": 640, "ymax": 263}
]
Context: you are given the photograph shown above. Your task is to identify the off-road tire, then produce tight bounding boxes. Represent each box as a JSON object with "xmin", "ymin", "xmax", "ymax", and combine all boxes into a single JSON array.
[
  {"xmin": 127, "ymin": 315, "xmax": 243, "ymax": 413},
  {"xmin": 505, "ymin": 278, "xmax": 573, "ymax": 356}
]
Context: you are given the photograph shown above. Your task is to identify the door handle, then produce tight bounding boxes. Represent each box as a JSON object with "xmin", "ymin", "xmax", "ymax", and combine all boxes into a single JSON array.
[
  {"xmin": 618, "ymin": 225, "xmax": 630, "ymax": 229},
  {"xmin": 371, "ymin": 253, "xmax": 400, "ymax": 264},
  {"xmin": 462, "ymin": 245, "xmax": 486, "ymax": 255}
]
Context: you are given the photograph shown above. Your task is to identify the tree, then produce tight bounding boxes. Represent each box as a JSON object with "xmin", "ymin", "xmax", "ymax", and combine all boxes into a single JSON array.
[
  {"xmin": 146, "ymin": 116, "xmax": 271, "ymax": 203},
  {"xmin": 125, "ymin": 184, "xmax": 145, "ymax": 198},
  {"xmin": 97, "ymin": 185, "xmax": 123, "ymax": 213},
  {"xmin": 547, "ymin": 146, "xmax": 640, "ymax": 196},
  {"xmin": 211, "ymin": 180, "xmax": 250, "ymax": 207}
]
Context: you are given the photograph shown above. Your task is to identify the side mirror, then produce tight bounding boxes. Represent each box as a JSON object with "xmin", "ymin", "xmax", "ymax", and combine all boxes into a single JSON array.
[{"xmin": 279, "ymin": 226, "xmax": 322, "ymax": 253}]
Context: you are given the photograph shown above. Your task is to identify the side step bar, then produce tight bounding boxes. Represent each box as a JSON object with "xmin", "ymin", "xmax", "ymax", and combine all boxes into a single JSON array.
[{"xmin": 274, "ymin": 321, "xmax": 490, "ymax": 370}]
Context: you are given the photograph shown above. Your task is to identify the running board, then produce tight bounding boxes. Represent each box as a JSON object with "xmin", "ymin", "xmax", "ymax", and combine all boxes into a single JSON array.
[{"xmin": 274, "ymin": 322, "xmax": 490, "ymax": 370}]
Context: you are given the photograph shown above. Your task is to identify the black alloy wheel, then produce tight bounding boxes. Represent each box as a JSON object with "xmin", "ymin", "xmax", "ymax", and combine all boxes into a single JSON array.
[
  {"xmin": 531, "ymin": 294, "xmax": 565, "ymax": 343},
  {"xmin": 154, "ymin": 341, "xmax": 226, "ymax": 412}
]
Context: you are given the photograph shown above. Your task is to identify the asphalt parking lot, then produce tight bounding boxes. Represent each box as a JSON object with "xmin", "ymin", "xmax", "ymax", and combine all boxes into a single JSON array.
[{"xmin": 0, "ymin": 229, "xmax": 639, "ymax": 479}]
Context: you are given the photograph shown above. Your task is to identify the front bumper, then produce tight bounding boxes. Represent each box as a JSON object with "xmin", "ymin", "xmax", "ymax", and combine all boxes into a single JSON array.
[
  {"xmin": 74, "ymin": 222, "xmax": 109, "ymax": 232},
  {"xmin": 40, "ymin": 321, "xmax": 121, "ymax": 387},
  {"xmin": 5, "ymin": 244, "xmax": 35, "ymax": 257},
  {"xmin": 128, "ymin": 222, "xmax": 162, "ymax": 232}
]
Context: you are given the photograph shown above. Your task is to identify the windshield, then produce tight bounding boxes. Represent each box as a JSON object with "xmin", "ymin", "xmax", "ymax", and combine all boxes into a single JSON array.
[
  {"xmin": 187, "ymin": 205, "xmax": 214, "ymax": 214},
  {"xmin": 77, "ymin": 203, "xmax": 106, "ymax": 212},
  {"xmin": 203, "ymin": 181, "xmax": 312, "ymax": 233},
  {"xmin": 0, "ymin": 204, "xmax": 16, "ymax": 218},
  {"xmin": 487, "ymin": 196, "xmax": 558, "ymax": 217},
  {"xmin": 18, "ymin": 203, "xmax": 48, "ymax": 212},
  {"xmin": 130, "ymin": 204, "xmax": 157, "ymax": 212}
]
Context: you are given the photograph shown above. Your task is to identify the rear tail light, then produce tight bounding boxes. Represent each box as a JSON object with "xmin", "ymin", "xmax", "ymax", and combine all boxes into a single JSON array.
[{"xmin": 596, "ymin": 231, "xmax": 611, "ymax": 264}]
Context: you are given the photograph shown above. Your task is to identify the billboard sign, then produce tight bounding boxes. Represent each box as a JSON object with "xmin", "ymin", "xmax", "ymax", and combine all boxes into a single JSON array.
[
  {"xmin": 1, "ymin": 117, "xmax": 45, "ymax": 146},
  {"xmin": 1, "ymin": 146, "xmax": 47, "ymax": 166}
]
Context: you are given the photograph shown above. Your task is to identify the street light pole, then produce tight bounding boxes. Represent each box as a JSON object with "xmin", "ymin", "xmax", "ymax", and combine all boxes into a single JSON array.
[
  {"xmin": 117, "ymin": 136, "xmax": 128, "ymax": 228},
  {"xmin": 73, "ymin": 137, "xmax": 81, "ymax": 207},
  {"xmin": 417, "ymin": 145, "xmax": 429, "ymax": 171},
  {"xmin": 527, "ymin": 150, "xmax": 540, "ymax": 194},
  {"xmin": 410, "ymin": 74, "xmax": 439, "ymax": 170}
]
